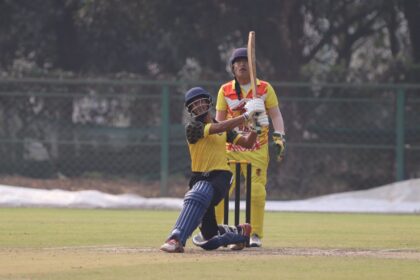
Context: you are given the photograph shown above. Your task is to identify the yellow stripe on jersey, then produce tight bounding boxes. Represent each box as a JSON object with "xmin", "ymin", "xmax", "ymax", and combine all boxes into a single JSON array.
[{"xmin": 188, "ymin": 123, "xmax": 239, "ymax": 172}]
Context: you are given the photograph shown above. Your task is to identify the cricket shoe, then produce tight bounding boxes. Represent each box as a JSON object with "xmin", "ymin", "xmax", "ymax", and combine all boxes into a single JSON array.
[
  {"xmin": 229, "ymin": 223, "xmax": 252, "ymax": 251},
  {"xmin": 249, "ymin": 234, "xmax": 262, "ymax": 247},
  {"xmin": 160, "ymin": 238, "xmax": 184, "ymax": 253},
  {"xmin": 192, "ymin": 232, "xmax": 205, "ymax": 247}
]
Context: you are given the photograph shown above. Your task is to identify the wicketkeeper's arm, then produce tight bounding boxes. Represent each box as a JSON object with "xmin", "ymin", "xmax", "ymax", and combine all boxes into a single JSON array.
[
  {"xmin": 267, "ymin": 106, "xmax": 285, "ymax": 134},
  {"xmin": 215, "ymin": 110, "xmax": 227, "ymax": 122}
]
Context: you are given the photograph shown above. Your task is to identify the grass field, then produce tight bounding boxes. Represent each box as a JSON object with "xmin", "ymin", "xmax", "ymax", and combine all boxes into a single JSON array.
[{"xmin": 1, "ymin": 208, "xmax": 419, "ymax": 279}]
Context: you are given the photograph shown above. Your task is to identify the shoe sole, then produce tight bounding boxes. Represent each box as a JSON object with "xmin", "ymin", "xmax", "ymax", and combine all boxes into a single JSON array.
[
  {"xmin": 229, "ymin": 243, "xmax": 246, "ymax": 250},
  {"xmin": 160, "ymin": 247, "xmax": 184, "ymax": 253},
  {"xmin": 160, "ymin": 245, "xmax": 184, "ymax": 253}
]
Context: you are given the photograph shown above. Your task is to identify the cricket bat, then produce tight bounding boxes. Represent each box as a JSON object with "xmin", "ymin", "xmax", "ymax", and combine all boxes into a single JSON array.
[{"xmin": 247, "ymin": 31, "xmax": 258, "ymax": 98}]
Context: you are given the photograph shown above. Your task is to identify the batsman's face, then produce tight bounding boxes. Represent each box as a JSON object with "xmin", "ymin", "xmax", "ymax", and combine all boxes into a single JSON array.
[
  {"xmin": 188, "ymin": 97, "xmax": 211, "ymax": 117},
  {"xmin": 233, "ymin": 58, "xmax": 249, "ymax": 80}
]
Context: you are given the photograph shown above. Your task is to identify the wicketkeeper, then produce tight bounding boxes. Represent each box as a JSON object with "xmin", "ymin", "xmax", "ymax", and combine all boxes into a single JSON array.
[{"xmin": 214, "ymin": 48, "xmax": 286, "ymax": 247}]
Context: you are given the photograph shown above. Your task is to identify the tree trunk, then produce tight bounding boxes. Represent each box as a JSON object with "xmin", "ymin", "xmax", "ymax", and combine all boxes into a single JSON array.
[{"xmin": 403, "ymin": 0, "xmax": 420, "ymax": 81}]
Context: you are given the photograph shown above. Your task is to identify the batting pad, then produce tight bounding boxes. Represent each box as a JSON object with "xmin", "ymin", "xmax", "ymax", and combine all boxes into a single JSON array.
[{"xmin": 170, "ymin": 181, "xmax": 213, "ymax": 245}]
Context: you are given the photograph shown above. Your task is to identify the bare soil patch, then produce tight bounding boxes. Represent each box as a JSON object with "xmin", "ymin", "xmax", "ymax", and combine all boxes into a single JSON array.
[{"xmin": 42, "ymin": 246, "xmax": 420, "ymax": 260}]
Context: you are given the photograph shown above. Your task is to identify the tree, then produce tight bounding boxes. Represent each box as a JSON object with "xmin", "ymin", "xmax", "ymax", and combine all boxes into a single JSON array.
[{"xmin": 403, "ymin": 0, "xmax": 420, "ymax": 81}]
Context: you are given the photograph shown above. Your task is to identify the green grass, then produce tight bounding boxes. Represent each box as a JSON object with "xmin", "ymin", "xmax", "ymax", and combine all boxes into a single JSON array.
[{"xmin": 1, "ymin": 208, "xmax": 420, "ymax": 280}]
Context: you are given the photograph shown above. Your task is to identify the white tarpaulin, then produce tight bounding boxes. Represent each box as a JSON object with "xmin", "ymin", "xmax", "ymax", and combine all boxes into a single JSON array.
[{"xmin": 1, "ymin": 179, "xmax": 419, "ymax": 213}]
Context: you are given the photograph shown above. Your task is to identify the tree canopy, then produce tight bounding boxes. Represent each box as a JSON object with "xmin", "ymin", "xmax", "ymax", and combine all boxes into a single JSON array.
[{"xmin": 0, "ymin": 0, "xmax": 419, "ymax": 82}]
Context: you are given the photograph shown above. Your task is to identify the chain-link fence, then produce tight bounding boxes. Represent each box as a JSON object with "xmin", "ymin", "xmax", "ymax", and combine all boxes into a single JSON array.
[
  {"xmin": 271, "ymin": 84, "xmax": 420, "ymax": 199},
  {"xmin": 0, "ymin": 79, "xmax": 419, "ymax": 199}
]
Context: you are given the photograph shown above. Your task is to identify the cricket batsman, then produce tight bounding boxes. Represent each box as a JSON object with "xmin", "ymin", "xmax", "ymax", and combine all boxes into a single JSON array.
[{"xmin": 160, "ymin": 87, "xmax": 267, "ymax": 253}]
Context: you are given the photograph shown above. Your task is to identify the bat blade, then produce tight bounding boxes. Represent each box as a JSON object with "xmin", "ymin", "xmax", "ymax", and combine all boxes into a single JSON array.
[{"xmin": 247, "ymin": 31, "xmax": 257, "ymax": 98}]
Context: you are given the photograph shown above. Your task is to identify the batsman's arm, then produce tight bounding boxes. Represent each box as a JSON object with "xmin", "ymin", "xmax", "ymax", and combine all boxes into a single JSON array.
[
  {"xmin": 186, "ymin": 116, "xmax": 256, "ymax": 145},
  {"xmin": 215, "ymin": 109, "xmax": 257, "ymax": 148},
  {"xmin": 210, "ymin": 99, "xmax": 264, "ymax": 134},
  {"xmin": 208, "ymin": 114, "xmax": 250, "ymax": 135},
  {"xmin": 234, "ymin": 131, "xmax": 257, "ymax": 149}
]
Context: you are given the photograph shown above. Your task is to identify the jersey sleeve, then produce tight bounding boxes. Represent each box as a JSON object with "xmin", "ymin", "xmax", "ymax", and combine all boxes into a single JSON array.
[
  {"xmin": 215, "ymin": 87, "xmax": 227, "ymax": 111},
  {"xmin": 203, "ymin": 123, "xmax": 211, "ymax": 137},
  {"xmin": 265, "ymin": 83, "xmax": 279, "ymax": 109},
  {"xmin": 226, "ymin": 129, "xmax": 241, "ymax": 144},
  {"xmin": 185, "ymin": 121, "xmax": 205, "ymax": 144}
]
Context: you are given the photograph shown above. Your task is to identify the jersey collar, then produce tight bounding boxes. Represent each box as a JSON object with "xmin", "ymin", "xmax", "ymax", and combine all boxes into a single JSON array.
[{"xmin": 232, "ymin": 78, "xmax": 261, "ymax": 88}]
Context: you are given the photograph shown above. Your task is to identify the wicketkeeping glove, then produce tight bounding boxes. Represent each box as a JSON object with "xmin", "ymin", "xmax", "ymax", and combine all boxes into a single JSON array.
[{"xmin": 272, "ymin": 132, "xmax": 286, "ymax": 162}]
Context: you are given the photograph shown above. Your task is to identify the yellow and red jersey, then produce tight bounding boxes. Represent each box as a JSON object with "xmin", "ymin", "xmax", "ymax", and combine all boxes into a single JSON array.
[{"xmin": 216, "ymin": 79, "xmax": 279, "ymax": 152}]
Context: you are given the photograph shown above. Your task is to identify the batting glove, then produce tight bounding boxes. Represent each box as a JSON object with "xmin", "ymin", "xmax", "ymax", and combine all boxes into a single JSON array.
[
  {"xmin": 272, "ymin": 132, "xmax": 286, "ymax": 162},
  {"xmin": 243, "ymin": 98, "xmax": 265, "ymax": 120},
  {"xmin": 249, "ymin": 115, "xmax": 262, "ymax": 134}
]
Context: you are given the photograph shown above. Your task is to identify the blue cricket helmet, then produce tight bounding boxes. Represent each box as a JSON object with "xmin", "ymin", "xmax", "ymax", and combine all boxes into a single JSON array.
[
  {"xmin": 229, "ymin": 48, "xmax": 248, "ymax": 65},
  {"xmin": 184, "ymin": 87, "xmax": 212, "ymax": 108}
]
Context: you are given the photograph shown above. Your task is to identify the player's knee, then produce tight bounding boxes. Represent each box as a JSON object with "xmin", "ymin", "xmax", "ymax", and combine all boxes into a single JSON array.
[{"xmin": 184, "ymin": 181, "xmax": 214, "ymax": 208}]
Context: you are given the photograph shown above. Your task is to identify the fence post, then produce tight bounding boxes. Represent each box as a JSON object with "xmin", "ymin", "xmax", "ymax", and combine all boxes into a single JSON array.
[
  {"xmin": 395, "ymin": 88, "xmax": 405, "ymax": 181},
  {"xmin": 160, "ymin": 85, "xmax": 170, "ymax": 196}
]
